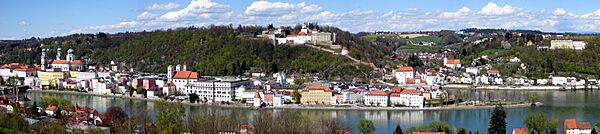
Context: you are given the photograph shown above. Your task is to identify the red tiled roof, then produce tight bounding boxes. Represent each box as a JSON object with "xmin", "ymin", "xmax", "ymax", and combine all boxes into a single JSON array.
[
  {"xmin": 366, "ymin": 90, "xmax": 387, "ymax": 96},
  {"xmin": 390, "ymin": 93, "xmax": 401, "ymax": 97},
  {"xmin": 335, "ymin": 130, "xmax": 352, "ymax": 134},
  {"xmin": 254, "ymin": 92, "xmax": 261, "ymax": 98},
  {"xmin": 396, "ymin": 66, "xmax": 414, "ymax": 72},
  {"xmin": 51, "ymin": 60, "xmax": 83, "ymax": 65},
  {"xmin": 341, "ymin": 47, "xmax": 348, "ymax": 50},
  {"xmin": 303, "ymin": 84, "xmax": 331, "ymax": 92},
  {"xmin": 578, "ymin": 122, "xmax": 592, "ymax": 129},
  {"xmin": 513, "ymin": 128, "xmax": 528, "ymax": 134},
  {"xmin": 46, "ymin": 105, "xmax": 57, "ymax": 111},
  {"xmin": 391, "ymin": 87, "xmax": 403, "ymax": 93},
  {"xmin": 401, "ymin": 89, "xmax": 421, "ymax": 95},
  {"xmin": 173, "ymin": 71, "xmax": 199, "ymax": 79},
  {"xmin": 446, "ymin": 59, "xmax": 460, "ymax": 64},
  {"xmin": 564, "ymin": 119, "xmax": 578, "ymax": 129},
  {"xmin": 165, "ymin": 82, "xmax": 176, "ymax": 87}
]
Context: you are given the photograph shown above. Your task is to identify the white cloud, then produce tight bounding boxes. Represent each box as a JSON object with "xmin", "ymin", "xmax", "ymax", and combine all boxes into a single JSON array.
[
  {"xmin": 159, "ymin": 0, "xmax": 231, "ymax": 21},
  {"xmin": 244, "ymin": 1, "xmax": 321, "ymax": 16},
  {"xmin": 553, "ymin": 8, "xmax": 567, "ymax": 16},
  {"xmin": 137, "ymin": 11, "xmax": 159, "ymax": 20},
  {"xmin": 581, "ymin": 9, "xmax": 600, "ymax": 18},
  {"xmin": 479, "ymin": 2, "xmax": 517, "ymax": 15},
  {"xmin": 439, "ymin": 7, "xmax": 471, "ymax": 18},
  {"xmin": 145, "ymin": 2, "xmax": 180, "ymax": 11},
  {"xmin": 57, "ymin": 0, "xmax": 600, "ymax": 38},
  {"xmin": 18, "ymin": 21, "xmax": 31, "ymax": 26}
]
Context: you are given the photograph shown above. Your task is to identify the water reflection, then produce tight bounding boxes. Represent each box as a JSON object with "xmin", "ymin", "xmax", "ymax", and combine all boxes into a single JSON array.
[{"xmin": 25, "ymin": 90, "xmax": 600, "ymax": 133}]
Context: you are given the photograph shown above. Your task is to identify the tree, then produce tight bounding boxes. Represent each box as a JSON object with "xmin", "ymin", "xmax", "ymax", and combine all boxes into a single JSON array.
[
  {"xmin": 156, "ymin": 100, "xmax": 183, "ymax": 134},
  {"xmin": 408, "ymin": 54, "xmax": 423, "ymax": 68},
  {"xmin": 527, "ymin": 94, "xmax": 537, "ymax": 105},
  {"xmin": 357, "ymin": 119, "xmax": 376, "ymax": 134},
  {"xmin": 591, "ymin": 128, "xmax": 597, "ymax": 134},
  {"xmin": 292, "ymin": 88, "xmax": 301, "ymax": 104},
  {"xmin": 488, "ymin": 105, "xmax": 506, "ymax": 134},
  {"xmin": 104, "ymin": 106, "xmax": 129, "ymax": 131},
  {"xmin": 458, "ymin": 128, "xmax": 467, "ymax": 134},
  {"xmin": 394, "ymin": 124, "xmax": 403, "ymax": 134},
  {"xmin": 524, "ymin": 112, "xmax": 559, "ymax": 134}
]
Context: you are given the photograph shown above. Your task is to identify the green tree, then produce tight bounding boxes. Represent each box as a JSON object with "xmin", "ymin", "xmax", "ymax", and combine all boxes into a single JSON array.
[
  {"xmin": 394, "ymin": 124, "xmax": 403, "ymax": 134},
  {"xmin": 292, "ymin": 88, "xmax": 301, "ymax": 104},
  {"xmin": 488, "ymin": 105, "xmax": 507, "ymax": 134},
  {"xmin": 357, "ymin": 119, "xmax": 376, "ymax": 134},
  {"xmin": 458, "ymin": 128, "xmax": 467, "ymax": 134},
  {"xmin": 527, "ymin": 94, "xmax": 537, "ymax": 105},
  {"xmin": 591, "ymin": 128, "xmax": 597, "ymax": 134},
  {"xmin": 156, "ymin": 100, "xmax": 183, "ymax": 134},
  {"xmin": 524, "ymin": 112, "xmax": 559, "ymax": 134}
]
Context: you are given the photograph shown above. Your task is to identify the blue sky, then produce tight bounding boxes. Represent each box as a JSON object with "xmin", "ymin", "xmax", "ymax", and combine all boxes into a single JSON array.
[{"xmin": 2, "ymin": 0, "xmax": 600, "ymax": 40}]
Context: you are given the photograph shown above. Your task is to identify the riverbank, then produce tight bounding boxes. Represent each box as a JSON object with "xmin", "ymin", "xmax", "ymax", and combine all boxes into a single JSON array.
[
  {"xmin": 26, "ymin": 89, "xmax": 533, "ymax": 111},
  {"xmin": 442, "ymin": 84, "xmax": 599, "ymax": 91}
]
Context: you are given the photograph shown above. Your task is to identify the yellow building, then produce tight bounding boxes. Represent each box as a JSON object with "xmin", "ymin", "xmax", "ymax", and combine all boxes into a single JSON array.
[
  {"xmin": 38, "ymin": 71, "xmax": 66, "ymax": 88},
  {"xmin": 300, "ymin": 84, "xmax": 332, "ymax": 105}
]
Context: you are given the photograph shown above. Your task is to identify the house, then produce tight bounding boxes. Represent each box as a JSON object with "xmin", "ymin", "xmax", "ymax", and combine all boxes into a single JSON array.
[
  {"xmin": 509, "ymin": 57, "xmax": 521, "ymax": 63},
  {"xmin": 443, "ymin": 58, "xmax": 461, "ymax": 69},
  {"xmin": 551, "ymin": 40, "xmax": 586, "ymax": 50},
  {"xmin": 341, "ymin": 46, "xmax": 349, "ymax": 55},
  {"xmin": 45, "ymin": 105, "xmax": 58, "ymax": 117},
  {"xmin": 395, "ymin": 66, "xmax": 415, "ymax": 84},
  {"xmin": 339, "ymin": 90, "xmax": 357, "ymax": 104},
  {"xmin": 552, "ymin": 77, "xmax": 568, "ymax": 85},
  {"xmin": 171, "ymin": 70, "xmax": 199, "ymax": 93},
  {"xmin": 185, "ymin": 78, "xmax": 251, "ymax": 103},
  {"xmin": 300, "ymin": 84, "xmax": 332, "ymax": 105},
  {"xmin": 363, "ymin": 90, "xmax": 388, "ymax": 107},
  {"xmin": 512, "ymin": 128, "xmax": 528, "ymax": 134},
  {"xmin": 253, "ymin": 92, "xmax": 262, "ymax": 107},
  {"xmin": 399, "ymin": 89, "xmax": 424, "ymax": 108},
  {"xmin": 526, "ymin": 40, "xmax": 534, "ymax": 46},
  {"xmin": 162, "ymin": 82, "xmax": 176, "ymax": 96},
  {"xmin": 564, "ymin": 119, "xmax": 592, "ymax": 134},
  {"xmin": 465, "ymin": 67, "xmax": 479, "ymax": 75}
]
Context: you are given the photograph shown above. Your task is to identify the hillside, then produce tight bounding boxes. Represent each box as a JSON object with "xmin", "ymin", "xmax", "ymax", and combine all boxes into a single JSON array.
[{"xmin": 0, "ymin": 25, "xmax": 391, "ymax": 82}]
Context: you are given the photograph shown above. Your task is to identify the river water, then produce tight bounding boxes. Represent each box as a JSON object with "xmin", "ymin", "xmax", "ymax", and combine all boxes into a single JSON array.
[{"xmin": 25, "ymin": 90, "xmax": 600, "ymax": 133}]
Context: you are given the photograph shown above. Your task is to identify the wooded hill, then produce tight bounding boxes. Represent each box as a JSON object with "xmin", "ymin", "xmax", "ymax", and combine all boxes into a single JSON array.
[{"xmin": 0, "ymin": 25, "xmax": 393, "ymax": 82}]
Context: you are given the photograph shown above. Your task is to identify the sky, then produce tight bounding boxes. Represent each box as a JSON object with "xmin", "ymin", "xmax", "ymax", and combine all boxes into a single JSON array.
[{"xmin": 2, "ymin": 0, "xmax": 600, "ymax": 40}]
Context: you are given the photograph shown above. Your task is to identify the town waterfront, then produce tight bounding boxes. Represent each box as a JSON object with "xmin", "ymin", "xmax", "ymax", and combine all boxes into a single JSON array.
[{"xmin": 24, "ymin": 90, "xmax": 600, "ymax": 133}]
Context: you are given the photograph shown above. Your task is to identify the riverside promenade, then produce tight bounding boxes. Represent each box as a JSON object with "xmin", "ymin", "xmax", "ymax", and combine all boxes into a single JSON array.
[{"xmin": 27, "ymin": 88, "xmax": 532, "ymax": 111}]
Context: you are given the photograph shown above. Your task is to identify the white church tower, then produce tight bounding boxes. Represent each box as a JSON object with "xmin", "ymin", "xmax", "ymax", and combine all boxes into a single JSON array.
[
  {"xmin": 56, "ymin": 48, "xmax": 62, "ymax": 60},
  {"xmin": 276, "ymin": 71, "xmax": 287, "ymax": 85},
  {"xmin": 41, "ymin": 49, "xmax": 47, "ymax": 70},
  {"xmin": 66, "ymin": 49, "xmax": 75, "ymax": 61},
  {"xmin": 167, "ymin": 65, "xmax": 174, "ymax": 82}
]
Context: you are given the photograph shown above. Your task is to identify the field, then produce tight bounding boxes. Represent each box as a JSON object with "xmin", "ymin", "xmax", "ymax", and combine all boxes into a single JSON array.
[
  {"xmin": 408, "ymin": 36, "xmax": 442, "ymax": 44},
  {"xmin": 396, "ymin": 45, "xmax": 443, "ymax": 52}
]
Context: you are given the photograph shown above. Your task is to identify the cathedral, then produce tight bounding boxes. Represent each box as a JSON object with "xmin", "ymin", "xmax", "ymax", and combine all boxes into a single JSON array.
[{"xmin": 41, "ymin": 48, "xmax": 85, "ymax": 71}]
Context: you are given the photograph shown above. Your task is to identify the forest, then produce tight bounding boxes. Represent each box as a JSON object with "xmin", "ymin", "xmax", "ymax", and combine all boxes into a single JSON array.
[{"xmin": 0, "ymin": 25, "xmax": 391, "ymax": 82}]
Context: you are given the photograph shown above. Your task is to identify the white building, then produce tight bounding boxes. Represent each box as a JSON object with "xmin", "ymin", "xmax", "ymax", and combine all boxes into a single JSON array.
[
  {"xmin": 465, "ymin": 67, "xmax": 479, "ymax": 75},
  {"xmin": 552, "ymin": 76, "xmax": 568, "ymax": 85},
  {"xmin": 564, "ymin": 119, "xmax": 592, "ymax": 134},
  {"xmin": 443, "ymin": 58, "xmax": 461, "ymax": 69},
  {"xmin": 273, "ymin": 23, "xmax": 335, "ymax": 45},
  {"xmin": 340, "ymin": 90, "xmax": 357, "ymax": 104},
  {"xmin": 395, "ymin": 66, "xmax": 415, "ymax": 84},
  {"xmin": 399, "ymin": 90, "xmax": 424, "ymax": 108},
  {"xmin": 551, "ymin": 40, "xmax": 586, "ymax": 50},
  {"xmin": 48, "ymin": 48, "xmax": 85, "ymax": 71},
  {"xmin": 184, "ymin": 78, "xmax": 251, "ymax": 103},
  {"xmin": 363, "ymin": 90, "xmax": 388, "ymax": 107}
]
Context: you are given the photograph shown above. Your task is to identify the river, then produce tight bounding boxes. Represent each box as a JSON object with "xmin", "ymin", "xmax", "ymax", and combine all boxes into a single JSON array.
[{"xmin": 24, "ymin": 90, "xmax": 600, "ymax": 133}]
